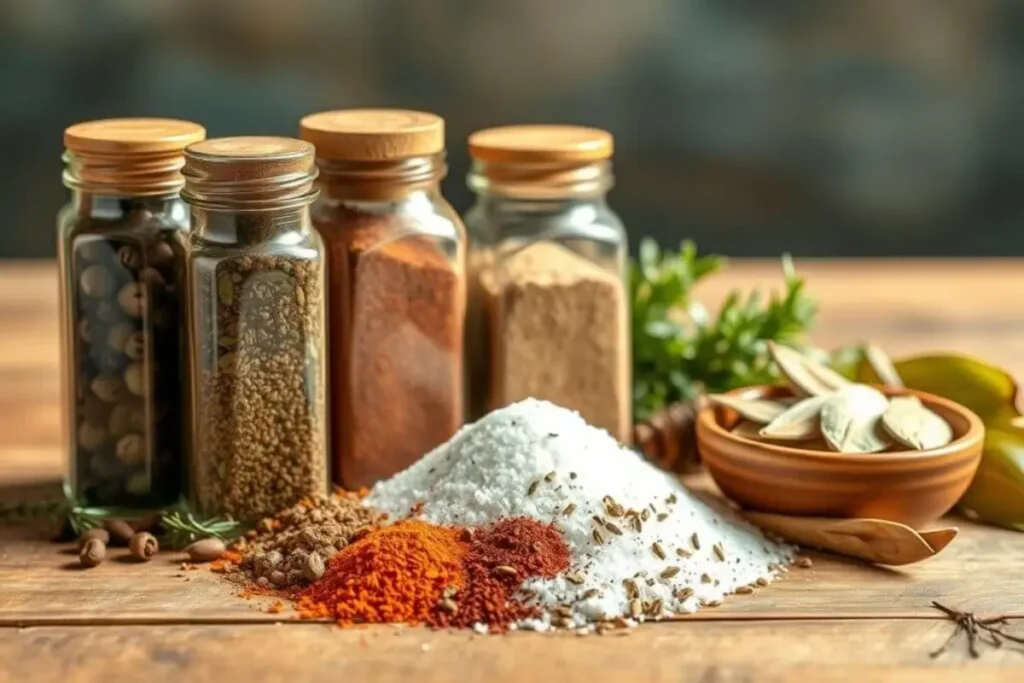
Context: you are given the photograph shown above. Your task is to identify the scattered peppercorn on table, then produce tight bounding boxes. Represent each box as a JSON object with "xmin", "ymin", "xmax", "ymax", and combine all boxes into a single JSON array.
[{"xmin": 1, "ymin": 260, "xmax": 1023, "ymax": 682}]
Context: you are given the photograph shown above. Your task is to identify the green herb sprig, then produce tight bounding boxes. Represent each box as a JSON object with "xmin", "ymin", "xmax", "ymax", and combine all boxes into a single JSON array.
[
  {"xmin": 160, "ymin": 510, "xmax": 244, "ymax": 549},
  {"xmin": 631, "ymin": 239, "xmax": 817, "ymax": 420},
  {"xmin": 0, "ymin": 481, "xmax": 246, "ymax": 549}
]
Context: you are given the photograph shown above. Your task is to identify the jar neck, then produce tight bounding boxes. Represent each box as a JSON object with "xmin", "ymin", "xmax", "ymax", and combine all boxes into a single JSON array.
[
  {"xmin": 468, "ymin": 159, "xmax": 613, "ymax": 201},
  {"xmin": 63, "ymin": 149, "xmax": 187, "ymax": 197},
  {"xmin": 316, "ymin": 153, "xmax": 446, "ymax": 202},
  {"xmin": 191, "ymin": 206, "xmax": 314, "ymax": 245},
  {"xmin": 471, "ymin": 193, "xmax": 610, "ymax": 215}
]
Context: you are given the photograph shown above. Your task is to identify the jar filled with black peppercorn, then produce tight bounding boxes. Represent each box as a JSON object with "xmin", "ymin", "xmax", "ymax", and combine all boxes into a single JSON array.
[
  {"xmin": 58, "ymin": 118, "xmax": 206, "ymax": 508},
  {"xmin": 182, "ymin": 137, "xmax": 329, "ymax": 521}
]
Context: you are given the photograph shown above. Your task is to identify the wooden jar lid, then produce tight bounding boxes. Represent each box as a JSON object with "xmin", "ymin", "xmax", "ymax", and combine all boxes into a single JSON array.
[
  {"xmin": 64, "ymin": 118, "xmax": 206, "ymax": 154},
  {"xmin": 468, "ymin": 125, "xmax": 613, "ymax": 164},
  {"xmin": 299, "ymin": 109, "xmax": 445, "ymax": 160}
]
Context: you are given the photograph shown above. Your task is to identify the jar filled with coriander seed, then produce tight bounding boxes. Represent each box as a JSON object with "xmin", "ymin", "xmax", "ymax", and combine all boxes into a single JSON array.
[
  {"xmin": 465, "ymin": 125, "xmax": 631, "ymax": 441},
  {"xmin": 182, "ymin": 137, "xmax": 329, "ymax": 520},
  {"xmin": 58, "ymin": 118, "xmax": 205, "ymax": 508}
]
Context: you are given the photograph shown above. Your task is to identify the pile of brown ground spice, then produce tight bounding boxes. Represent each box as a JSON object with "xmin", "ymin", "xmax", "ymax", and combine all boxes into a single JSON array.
[{"xmin": 227, "ymin": 490, "xmax": 382, "ymax": 589}]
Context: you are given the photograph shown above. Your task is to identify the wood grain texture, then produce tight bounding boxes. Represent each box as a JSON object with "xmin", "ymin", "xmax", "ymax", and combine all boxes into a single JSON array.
[
  {"xmin": 2, "ymin": 260, "xmax": 1024, "ymax": 678},
  {"xmin": 0, "ymin": 621, "xmax": 1021, "ymax": 683}
]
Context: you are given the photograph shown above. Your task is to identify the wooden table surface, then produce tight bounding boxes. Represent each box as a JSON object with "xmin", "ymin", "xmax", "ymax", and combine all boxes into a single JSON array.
[{"xmin": 1, "ymin": 260, "xmax": 1023, "ymax": 682}]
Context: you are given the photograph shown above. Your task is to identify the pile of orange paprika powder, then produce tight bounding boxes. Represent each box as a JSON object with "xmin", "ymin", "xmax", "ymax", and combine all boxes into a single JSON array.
[{"xmin": 247, "ymin": 516, "xmax": 571, "ymax": 632}]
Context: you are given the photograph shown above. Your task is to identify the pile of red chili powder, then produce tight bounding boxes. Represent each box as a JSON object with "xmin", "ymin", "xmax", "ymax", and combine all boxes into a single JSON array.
[{"xmin": 297, "ymin": 516, "xmax": 570, "ymax": 632}]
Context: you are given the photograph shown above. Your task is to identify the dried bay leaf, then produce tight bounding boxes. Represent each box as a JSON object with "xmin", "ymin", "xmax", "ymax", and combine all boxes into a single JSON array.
[
  {"xmin": 768, "ymin": 341, "xmax": 850, "ymax": 396},
  {"xmin": 708, "ymin": 395, "xmax": 789, "ymax": 424},
  {"xmin": 759, "ymin": 395, "xmax": 828, "ymax": 441},
  {"xmin": 880, "ymin": 395, "xmax": 952, "ymax": 450},
  {"xmin": 820, "ymin": 385, "xmax": 891, "ymax": 453}
]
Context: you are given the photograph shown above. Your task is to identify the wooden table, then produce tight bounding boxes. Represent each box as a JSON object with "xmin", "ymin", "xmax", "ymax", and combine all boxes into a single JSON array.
[{"xmin": 1, "ymin": 260, "xmax": 1022, "ymax": 682}]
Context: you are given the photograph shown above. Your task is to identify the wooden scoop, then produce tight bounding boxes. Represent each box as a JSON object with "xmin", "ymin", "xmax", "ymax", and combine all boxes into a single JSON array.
[{"xmin": 744, "ymin": 511, "xmax": 958, "ymax": 566}]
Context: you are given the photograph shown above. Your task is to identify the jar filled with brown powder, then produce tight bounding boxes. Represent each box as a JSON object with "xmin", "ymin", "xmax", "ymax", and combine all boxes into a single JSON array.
[
  {"xmin": 465, "ymin": 125, "xmax": 631, "ymax": 441},
  {"xmin": 58, "ymin": 118, "xmax": 206, "ymax": 508},
  {"xmin": 182, "ymin": 137, "xmax": 329, "ymax": 520},
  {"xmin": 300, "ymin": 109, "xmax": 465, "ymax": 489}
]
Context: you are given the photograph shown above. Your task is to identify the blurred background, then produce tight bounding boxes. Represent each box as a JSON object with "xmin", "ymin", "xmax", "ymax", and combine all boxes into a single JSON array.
[{"xmin": 1, "ymin": 0, "xmax": 1022, "ymax": 259}]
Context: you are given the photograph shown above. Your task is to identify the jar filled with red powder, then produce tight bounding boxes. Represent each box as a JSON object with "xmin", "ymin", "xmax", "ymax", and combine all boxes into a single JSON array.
[{"xmin": 300, "ymin": 109, "xmax": 466, "ymax": 489}]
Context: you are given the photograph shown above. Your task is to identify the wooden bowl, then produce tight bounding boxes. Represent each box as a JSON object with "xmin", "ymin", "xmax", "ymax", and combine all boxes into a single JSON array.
[{"xmin": 696, "ymin": 385, "xmax": 985, "ymax": 527}]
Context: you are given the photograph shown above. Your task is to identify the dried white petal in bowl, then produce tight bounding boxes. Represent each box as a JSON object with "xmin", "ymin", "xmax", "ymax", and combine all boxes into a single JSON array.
[
  {"xmin": 759, "ymin": 395, "xmax": 828, "ymax": 441},
  {"xmin": 768, "ymin": 342, "xmax": 850, "ymax": 397},
  {"xmin": 881, "ymin": 395, "xmax": 953, "ymax": 450},
  {"xmin": 820, "ymin": 385, "xmax": 891, "ymax": 453},
  {"xmin": 708, "ymin": 395, "xmax": 789, "ymax": 424}
]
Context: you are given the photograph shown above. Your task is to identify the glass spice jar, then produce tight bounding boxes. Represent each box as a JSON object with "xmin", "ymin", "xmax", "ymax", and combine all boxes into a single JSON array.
[
  {"xmin": 299, "ymin": 109, "xmax": 466, "ymax": 489},
  {"xmin": 464, "ymin": 125, "xmax": 632, "ymax": 441},
  {"xmin": 182, "ymin": 137, "xmax": 329, "ymax": 520},
  {"xmin": 58, "ymin": 118, "xmax": 205, "ymax": 508}
]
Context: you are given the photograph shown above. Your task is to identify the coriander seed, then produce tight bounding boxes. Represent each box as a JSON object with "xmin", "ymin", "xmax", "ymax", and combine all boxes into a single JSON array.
[{"xmin": 183, "ymin": 137, "xmax": 329, "ymax": 520}]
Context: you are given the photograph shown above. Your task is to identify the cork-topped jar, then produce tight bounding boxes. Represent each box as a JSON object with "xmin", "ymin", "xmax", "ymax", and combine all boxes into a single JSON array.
[
  {"xmin": 300, "ymin": 109, "xmax": 466, "ymax": 489},
  {"xmin": 182, "ymin": 136, "xmax": 329, "ymax": 520},
  {"xmin": 58, "ymin": 118, "xmax": 205, "ymax": 508},
  {"xmin": 465, "ymin": 125, "xmax": 631, "ymax": 441}
]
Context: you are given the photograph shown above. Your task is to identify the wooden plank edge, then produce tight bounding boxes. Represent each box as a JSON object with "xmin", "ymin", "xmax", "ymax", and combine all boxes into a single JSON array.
[{"xmin": 1, "ymin": 611, "xmax": 1019, "ymax": 628}]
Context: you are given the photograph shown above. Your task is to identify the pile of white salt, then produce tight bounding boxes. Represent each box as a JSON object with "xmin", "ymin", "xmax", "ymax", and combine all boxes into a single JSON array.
[{"xmin": 366, "ymin": 399, "xmax": 792, "ymax": 628}]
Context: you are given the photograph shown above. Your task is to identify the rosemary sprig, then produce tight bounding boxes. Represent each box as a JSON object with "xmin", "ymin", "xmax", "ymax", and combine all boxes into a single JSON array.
[{"xmin": 159, "ymin": 510, "xmax": 245, "ymax": 549}]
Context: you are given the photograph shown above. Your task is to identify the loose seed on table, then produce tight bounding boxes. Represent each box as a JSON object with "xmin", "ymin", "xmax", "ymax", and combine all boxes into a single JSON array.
[
  {"xmin": 735, "ymin": 585, "xmax": 754, "ymax": 594},
  {"xmin": 796, "ymin": 556, "xmax": 814, "ymax": 569},
  {"xmin": 128, "ymin": 532, "xmax": 159, "ymax": 561},
  {"xmin": 756, "ymin": 577, "xmax": 769, "ymax": 587},
  {"xmin": 104, "ymin": 519, "xmax": 135, "ymax": 546},
  {"xmin": 79, "ymin": 539, "xmax": 105, "ymax": 568},
  {"xmin": 77, "ymin": 528, "xmax": 110, "ymax": 550},
  {"xmin": 185, "ymin": 538, "xmax": 227, "ymax": 563}
]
